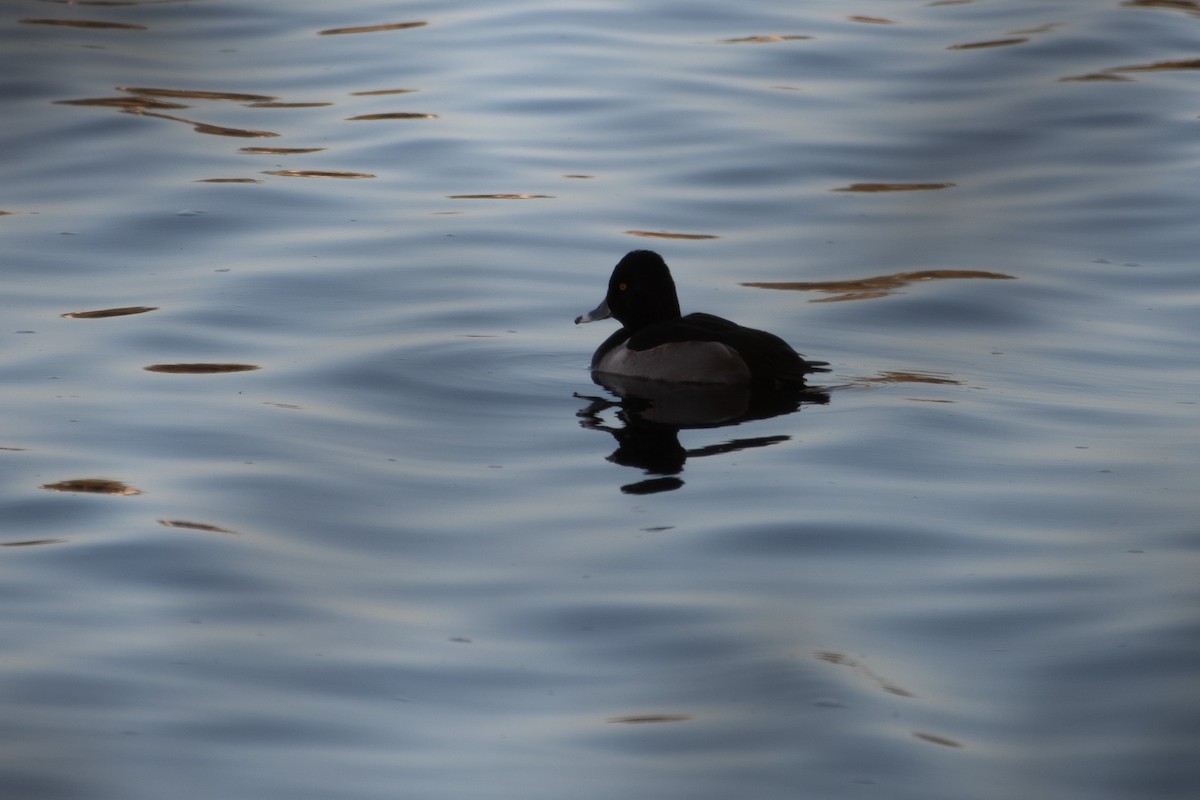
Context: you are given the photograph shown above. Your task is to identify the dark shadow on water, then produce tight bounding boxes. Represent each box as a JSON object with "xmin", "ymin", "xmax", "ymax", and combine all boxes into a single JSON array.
[{"xmin": 576, "ymin": 374, "xmax": 829, "ymax": 495}]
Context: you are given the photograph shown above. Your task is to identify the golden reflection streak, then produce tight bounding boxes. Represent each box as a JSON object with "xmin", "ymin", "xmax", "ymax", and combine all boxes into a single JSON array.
[
  {"xmin": 41, "ymin": 479, "xmax": 142, "ymax": 495},
  {"xmin": 55, "ymin": 97, "xmax": 189, "ymax": 110},
  {"xmin": 815, "ymin": 651, "xmax": 915, "ymax": 697},
  {"xmin": 1059, "ymin": 73, "xmax": 1134, "ymax": 82},
  {"xmin": 264, "ymin": 170, "xmax": 375, "ymax": 179},
  {"xmin": 144, "ymin": 363, "xmax": 260, "ymax": 374},
  {"xmin": 1113, "ymin": 58, "xmax": 1200, "ymax": 71},
  {"xmin": 721, "ymin": 35, "xmax": 812, "ymax": 43},
  {"xmin": 857, "ymin": 371, "xmax": 962, "ymax": 386},
  {"xmin": 249, "ymin": 102, "xmax": 333, "ymax": 109},
  {"xmin": 179, "ymin": 121, "xmax": 277, "ymax": 138},
  {"xmin": 130, "ymin": 110, "xmax": 279, "ymax": 138},
  {"xmin": 118, "ymin": 87, "xmax": 277, "ymax": 102},
  {"xmin": 1123, "ymin": 0, "xmax": 1200, "ymax": 14},
  {"xmin": 947, "ymin": 37, "xmax": 1029, "ymax": 50},
  {"xmin": 447, "ymin": 194, "xmax": 554, "ymax": 199},
  {"xmin": 62, "ymin": 306, "xmax": 157, "ymax": 318},
  {"xmin": 158, "ymin": 520, "xmax": 239, "ymax": 535},
  {"xmin": 625, "ymin": 230, "xmax": 719, "ymax": 240},
  {"xmin": 742, "ymin": 269, "xmax": 1013, "ymax": 302},
  {"xmin": 240, "ymin": 147, "xmax": 326, "ymax": 154},
  {"xmin": 913, "ymin": 732, "xmax": 964, "ymax": 748},
  {"xmin": 1010, "ymin": 23, "xmax": 1062, "ymax": 35},
  {"xmin": 20, "ymin": 18, "xmax": 146, "ymax": 30},
  {"xmin": 351, "ymin": 88, "xmax": 418, "ymax": 96},
  {"xmin": 834, "ymin": 182, "xmax": 955, "ymax": 192},
  {"xmin": 346, "ymin": 112, "xmax": 437, "ymax": 121},
  {"xmin": 318, "ymin": 21, "xmax": 427, "ymax": 35}
]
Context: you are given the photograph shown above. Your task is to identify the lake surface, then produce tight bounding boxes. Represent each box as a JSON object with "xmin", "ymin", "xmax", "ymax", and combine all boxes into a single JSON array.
[{"xmin": 2, "ymin": 1, "xmax": 1198, "ymax": 798}]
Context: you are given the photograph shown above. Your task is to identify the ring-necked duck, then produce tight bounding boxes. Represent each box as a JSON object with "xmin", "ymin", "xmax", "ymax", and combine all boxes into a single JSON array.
[{"xmin": 575, "ymin": 250, "xmax": 829, "ymax": 387}]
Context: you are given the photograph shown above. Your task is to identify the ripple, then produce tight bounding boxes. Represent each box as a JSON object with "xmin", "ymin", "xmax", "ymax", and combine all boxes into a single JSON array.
[
  {"xmin": 1122, "ymin": 0, "xmax": 1200, "ymax": 14},
  {"xmin": 317, "ymin": 21, "xmax": 427, "ymax": 36},
  {"xmin": 143, "ymin": 363, "xmax": 260, "ymax": 374},
  {"xmin": 350, "ymin": 88, "xmax": 419, "ymax": 96},
  {"xmin": 133, "ymin": 110, "xmax": 280, "ymax": 138},
  {"xmin": 912, "ymin": 732, "xmax": 964, "ymax": 748},
  {"xmin": 833, "ymin": 182, "xmax": 956, "ymax": 192},
  {"xmin": 1112, "ymin": 58, "xmax": 1200, "ymax": 72},
  {"xmin": 625, "ymin": 230, "xmax": 719, "ymax": 240},
  {"xmin": 158, "ymin": 520, "xmax": 239, "ymax": 535},
  {"xmin": 41, "ymin": 479, "xmax": 142, "ymax": 495},
  {"xmin": 855, "ymin": 370, "xmax": 963, "ymax": 386},
  {"xmin": 178, "ymin": 121, "xmax": 278, "ymax": 138},
  {"xmin": 742, "ymin": 269, "xmax": 1012, "ymax": 301},
  {"xmin": 815, "ymin": 650, "xmax": 915, "ymax": 697},
  {"xmin": 239, "ymin": 147, "xmax": 326, "ymax": 155},
  {"xmin": 55, "ymin": 96, "xmax": 189, "ymax": 110},
  {"xmin": 117, "ymin": 87, "xmax": 277, "ymax": 103},
  {"xmin": 1058, "ymin": 73, "xmax": 1135, "ymax": 82},
  {"xmin": 263, "ymin": 170, "xmax": 375, "ymax": 179},
  {"xmin": 57, "ymin": 89, "xmax": 285, "ymax": 137},
  {"xmin": 447, "ymin": 193, "xmax": 554, "ymax": 200},
  {"xmin": 61, "ymin": 305, "xmax": 158, "ymax": 319},
  {"xmin": 249, "ymin": 102, "xmax": 333, "ymax": 109},
  {"xmin": 346, "ymin": 112, "xmax": 438, "ymax": 121},
  {"xmin": 1010, "ymin": 23, "xmax": 1062, "ymax": 35},
  {"xmin": 947, "ymin": 38, "xmax": 1029, "ymax": 50},
  {"xmin": 20, "ymin": 19, "xmax": 146, "ymax": 30},
  {"xmin": 720, "ymin": 35, "xmax": 812, "ymax": 44}
]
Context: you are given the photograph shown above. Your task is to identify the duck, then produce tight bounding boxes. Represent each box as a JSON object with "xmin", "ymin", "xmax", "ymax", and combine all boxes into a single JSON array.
[{"xmin": 575, "ymin": 250, "xmax": 828, "ymax": 388}]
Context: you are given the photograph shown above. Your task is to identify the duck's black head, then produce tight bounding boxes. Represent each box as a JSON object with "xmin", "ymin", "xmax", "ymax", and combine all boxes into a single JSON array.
[{"xmin": 603, "ymin": 250, "xmax": 682, "ymax": 329}]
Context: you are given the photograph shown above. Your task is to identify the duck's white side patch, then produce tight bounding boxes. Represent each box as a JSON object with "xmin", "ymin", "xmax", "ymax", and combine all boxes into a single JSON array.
[{"xmin": 595, "ymin": 341, "xmax": 751, "ymax": 384}]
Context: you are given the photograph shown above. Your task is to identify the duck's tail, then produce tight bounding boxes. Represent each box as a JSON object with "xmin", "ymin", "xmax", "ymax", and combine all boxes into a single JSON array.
[{"xmin": 803, "ymin": 359, "xmax": 831, "ymax": 374}]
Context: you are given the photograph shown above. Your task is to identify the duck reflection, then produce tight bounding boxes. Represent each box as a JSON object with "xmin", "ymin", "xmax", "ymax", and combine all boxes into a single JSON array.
[{"xmin": 576, "ymin": 374, "xmax": 829, "ymax": 494}]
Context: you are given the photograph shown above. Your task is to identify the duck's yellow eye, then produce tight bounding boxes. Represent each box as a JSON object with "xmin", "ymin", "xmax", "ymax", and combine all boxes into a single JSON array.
[{"xmin": 618, "ymin": 282, "xmax": 628, "ymax": 292}]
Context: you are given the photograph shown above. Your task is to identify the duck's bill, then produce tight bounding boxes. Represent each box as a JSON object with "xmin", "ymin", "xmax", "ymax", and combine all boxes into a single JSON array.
[{"xmin": 574, "ymin": 298, "xmax": 612, "ymax": 324}]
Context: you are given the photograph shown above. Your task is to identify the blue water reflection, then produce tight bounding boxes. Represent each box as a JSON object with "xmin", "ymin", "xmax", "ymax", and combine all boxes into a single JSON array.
[{"xmin": 1, "ymin": 1, "xmax": 1198, "ymax": 799}]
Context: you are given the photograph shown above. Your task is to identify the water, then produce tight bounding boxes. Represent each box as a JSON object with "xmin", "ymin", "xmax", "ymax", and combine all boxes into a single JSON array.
[{"xmin": 2, "ymin": 1, "xmax": 1198, "ymax": 798}]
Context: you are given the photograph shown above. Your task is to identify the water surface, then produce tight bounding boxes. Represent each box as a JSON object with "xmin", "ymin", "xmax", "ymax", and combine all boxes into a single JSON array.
[{"xmin": 2, "ymin": 1, "xmax": 1198, "ymax": 798}]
